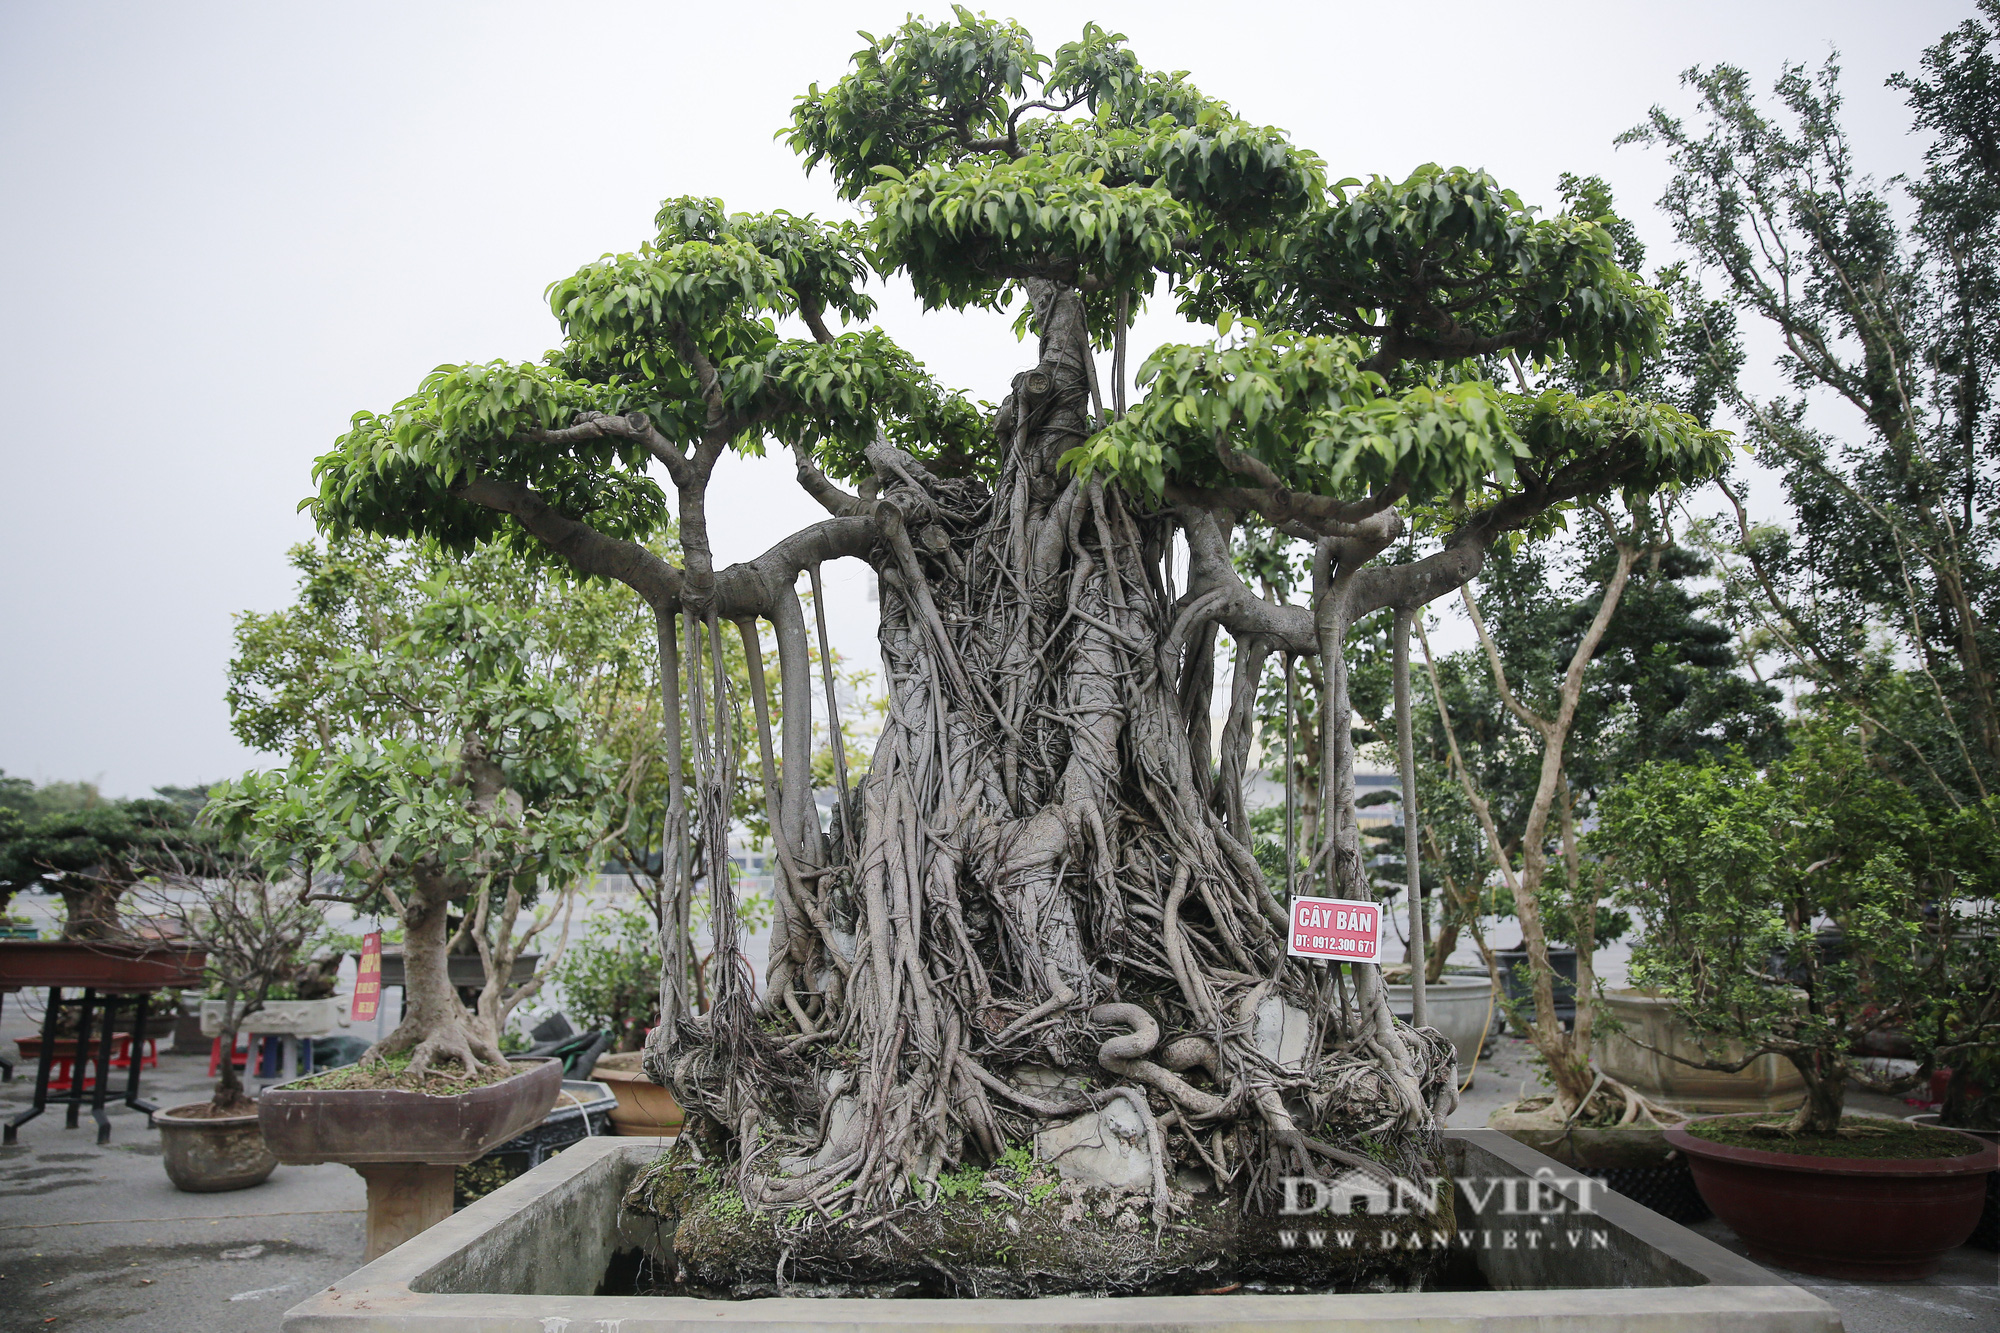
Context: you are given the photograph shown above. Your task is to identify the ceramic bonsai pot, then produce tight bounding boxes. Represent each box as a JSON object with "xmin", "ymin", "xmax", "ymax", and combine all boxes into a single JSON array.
[
  {"xmin": 1669, "ymin": 1117, "xmax": 1999, "ymax": 1279},
  {"xmin": 1593, "ymin": 988, "xmax": 1805, "ymax": 1112},
  {"xmin": 0, "ymin": 940, "xmax": 206, "ymax": 990},
  {"xmin": 154, "ymin": 1102, "xmax": 279, "ymax": 1192},
  {"xmin": 375, "ymin": 949, "xmax": 538, "ymax": 990},
  {"xmin": 258, "ymin": 1055, "xmax": 563, "ymax": 1260},
  {"xmin": 257, "ymin": 1055, "xmax": 562, "ymax": 1165},
  {"xmin": 1906, "ymin": 1113, "xmax": 1999, "ymax": 1251},
  {"xmin": 1494, "ymin": 943, "xmax": 1576, "ymax": 1028},
  {"xmin": 590, "ymin": 1052, "xmax": 685, "ymax": 1136},
  {"xmin": 1384, "ymin": 973, "xmax": 1496, "ymax": 1076}
]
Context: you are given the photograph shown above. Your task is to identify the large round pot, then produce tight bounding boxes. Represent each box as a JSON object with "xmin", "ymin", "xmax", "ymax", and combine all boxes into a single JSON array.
[
  {"xmin": 1669, "ymin": 1116, "xmax": 1999, "ymax": 1279},
  {"xmin": 1907, "ymin": 1114, "xmax": 2000, "ymax": 1251},
  {"xmin": 590, "ymin": 1053, "xmax": 684, "ymax": 1136},
  {"xmin": 154, "ymin": 1103, "xmax": 278, "ymax": 1192},
  {"xmin": 1385, "ymin": 974, "xmax": 1496, "ymax": 1077},
  {"xmin": 256, "ymin": 1055, "xmax": 562, "ymax": 1165},
  {"xmin": 1593, "ymin": 988, "xmax": 1804, "ymax": 1113}
]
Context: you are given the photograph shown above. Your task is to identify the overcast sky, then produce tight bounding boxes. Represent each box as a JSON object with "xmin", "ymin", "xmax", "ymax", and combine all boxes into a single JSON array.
[{"xmin": 0, "ymin": 0, "xmax": 1973, "ymax": 797}]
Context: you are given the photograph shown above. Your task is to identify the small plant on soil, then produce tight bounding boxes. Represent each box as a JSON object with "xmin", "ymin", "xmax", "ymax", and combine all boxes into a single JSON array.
[
  {"xmin": 1597, "ymin": 714, "xmax": 2000, "ymax": 1137},
  {"xmin": 1684, "ymin": 1113, "xmax": 1985, "ymax": 1160}
]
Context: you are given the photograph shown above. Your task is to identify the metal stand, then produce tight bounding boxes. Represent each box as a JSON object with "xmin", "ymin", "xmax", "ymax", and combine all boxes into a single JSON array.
[{"xmin": 4, "ymin": 987, "xmax": 157, "ymax": 1144}]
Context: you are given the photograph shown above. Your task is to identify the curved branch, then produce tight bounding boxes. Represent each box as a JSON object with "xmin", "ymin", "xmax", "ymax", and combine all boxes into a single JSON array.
[{"xmin": 454, "ymin": 476, "xmax": 879, "ymax": 621}]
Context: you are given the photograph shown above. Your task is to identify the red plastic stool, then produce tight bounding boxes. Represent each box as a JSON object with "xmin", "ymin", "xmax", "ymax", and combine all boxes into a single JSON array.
[
  {"xmin": 206, "ymin": 1033, "xmax": 281, "ymax": 1077},
  {"xmin": 110, "ymin": 1034, "xmax": 156, "ymax": 1072}
]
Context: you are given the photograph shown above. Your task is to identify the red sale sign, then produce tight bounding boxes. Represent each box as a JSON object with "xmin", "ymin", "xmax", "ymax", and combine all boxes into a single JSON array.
[
  {"xmin": 351, "ymin": 931, "xmax": 382, "ymax": 1022},
  {"xmin": 1286, "ymin": 896, "xmax": 1382, "ymax": 963}
]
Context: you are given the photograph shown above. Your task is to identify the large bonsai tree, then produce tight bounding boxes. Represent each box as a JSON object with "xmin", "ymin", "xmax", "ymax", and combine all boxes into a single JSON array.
[
  {"xmin": 308, "ymin": 14, "xmax": 1724, "ymax": 1243},
  {"xmin": 0, "ymin": 798, "xmax": 211, "ymax": 939}
]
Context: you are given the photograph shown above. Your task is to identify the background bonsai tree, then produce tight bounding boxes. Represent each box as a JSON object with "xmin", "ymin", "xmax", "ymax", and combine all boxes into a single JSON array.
[
  {"xmin": 552, "ymin": 889, "xmax": 775, "ymax": 1052},
  {"xmin": 1628, "ymin": 6, "xmax": 2000, "ymax": 807},
  {"xmin": 213, "ymin": 560, "xmax": 626, "ymax": 1078},
  {"xmin": 0, "ymin": 797, "xmax": 211, "ymax": 939},
  {"xmin": 1595, "ymin": 714, "xmax": 2000, "ymax": 1135},
  {"xmin": 128, "ymin": 861, "xmax": 317, "ymax": 1112},
  {"xmin": 304, "ymin": 13, "xmax": 1727, "ymax": 1261}
]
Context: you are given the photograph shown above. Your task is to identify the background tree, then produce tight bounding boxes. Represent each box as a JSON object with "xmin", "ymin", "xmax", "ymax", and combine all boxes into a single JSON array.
[
  {"xmin": 1627, "ymin": 6, "xmax": 2000, "ymax": 805},
  {"xmin": 0, "ymin": 797, "xmax": 212, "ymax": 939},
  {"xmin": 305, "ymin": 13, "xmax": 1726, "ymax": 1270},
  {"xmin": 213, "ymin": 560, "xmax": 627, "ymax": 1076},
  {"xmin": 127, "ymin": 863, "xmax": 317, "ymax": 1111}
]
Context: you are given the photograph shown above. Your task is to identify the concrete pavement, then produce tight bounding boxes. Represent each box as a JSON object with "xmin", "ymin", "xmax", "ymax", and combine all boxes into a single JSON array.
[{"xmin": 0, "ymin": 997, "xmax": 365, "ymax": 1332}]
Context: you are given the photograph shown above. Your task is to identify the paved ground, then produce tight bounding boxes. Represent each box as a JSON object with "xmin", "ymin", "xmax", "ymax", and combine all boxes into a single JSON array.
[
  {"xmin": 0, "ymin": 1001, "xmax": 365, "ymax": 1333},
  {"xmin": 0, "ymin": 997, "xmax": 1993, "ymax": 1332},
  {"xmin": 1449, "ymin": 1032, "xmax": 2000, "ymax": 1333}
]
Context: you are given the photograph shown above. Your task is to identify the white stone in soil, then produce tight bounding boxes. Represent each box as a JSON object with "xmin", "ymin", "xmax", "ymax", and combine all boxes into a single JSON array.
[
  {"xmin": 1035, "ymin": 1097, "xmax": 1154, "ymax": 1191},
  {"xmin": 1254, "ymin": 997, "xmax": 1313, "ymax": 1068}
]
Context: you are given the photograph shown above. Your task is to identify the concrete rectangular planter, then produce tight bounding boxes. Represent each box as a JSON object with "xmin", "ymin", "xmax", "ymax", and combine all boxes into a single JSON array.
[{"xmin": 281, "ymin": 1129, "xmax": 1839, "ymax": 1332}]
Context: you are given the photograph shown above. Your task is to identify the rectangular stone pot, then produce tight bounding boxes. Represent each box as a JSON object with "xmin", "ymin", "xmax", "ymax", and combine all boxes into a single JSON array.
[
  {"xmin": 376, "ymin": 950, "xmax": 538, "ymax": 990},
  {"xmin": 258, "ymin": 1056, "xmax": 563, "ymax": 1166},
  {"xmin": 200, "ymin": 996, "xmax": 348, "ymax": 1038},
  {"xmin": 1593, "ymin": 988, "xmax": 1805, "ymax": 1113},
  {"xmin": 280, "ymin": 1129, "xmax": 1840, "ymax": 1332}
]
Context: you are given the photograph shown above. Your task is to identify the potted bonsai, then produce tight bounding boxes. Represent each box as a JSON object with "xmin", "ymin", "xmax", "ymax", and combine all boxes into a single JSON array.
[
  {"xmin": 0, "ymin": 799, "xmax": 215, "ymax": 996},
  {"xmin": 210, "ymin": 572, "xmax": 625, "ymax": 1257},
  {"xmin": 131, "ymin": 863, "xmax": 316, "ymax": 1191},
  {"xmin": 1597, "ymin": 715, "xmax": 2000, "ymax": 1278}
]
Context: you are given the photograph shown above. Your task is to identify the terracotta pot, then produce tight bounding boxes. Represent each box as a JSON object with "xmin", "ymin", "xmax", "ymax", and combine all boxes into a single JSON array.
[
  {"xmin": 0, "ymin": 940, "xmax": 206, "ymax": 990},
  {"xmin": 1669, "ymin": 1116, "xmax": 1999, "ymax": 1279},
  {"xmin": 1593, "ymin": 988, "xmax": 1805, "ymax": 1113},
  {"xmin": 591, "ymin": 1058, "xmax": 684, "ymax": 1136},
  {"xmin": 154, "ymin": 1102, "xmax": 279, "ymax": 1191},
  {"xmin": 1907, "ymin": 1114, "xmax": 2000, "ymax": 1251},
  {"xmin": 256, "ymin": 1056, "xmax": 562, "ymax": 1165}
]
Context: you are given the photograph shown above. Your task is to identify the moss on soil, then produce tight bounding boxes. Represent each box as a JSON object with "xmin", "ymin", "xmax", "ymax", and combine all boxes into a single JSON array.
[
  {"xmin": 1686, "ymin": 1113, "xmax": 1986, "ymax": 1159},
  {"xmin": 288, "ymin": 1050, "xmax": 519, "ymax": 1094},
  {"xmin": 623, "ymin": 1141, "xmax": 1455, "ymax": 1299}
]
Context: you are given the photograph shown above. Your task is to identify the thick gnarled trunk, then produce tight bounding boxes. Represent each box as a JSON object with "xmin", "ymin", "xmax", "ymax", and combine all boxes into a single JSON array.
[{"xmin": 646, "ymin": 283, "xmax": 1456, "ymax": 1224}]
